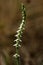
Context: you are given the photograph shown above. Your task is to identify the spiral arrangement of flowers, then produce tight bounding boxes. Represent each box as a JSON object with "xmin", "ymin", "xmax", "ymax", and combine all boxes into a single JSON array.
[{"xmin": 13, "ymin": 3, "xmax": 26, "ymax": 65}]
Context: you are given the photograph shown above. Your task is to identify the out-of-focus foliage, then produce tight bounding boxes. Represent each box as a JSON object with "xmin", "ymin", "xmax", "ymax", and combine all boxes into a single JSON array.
[{"xmin": 0, "ymin": 0, "xmax": 43, "ymax": 65}]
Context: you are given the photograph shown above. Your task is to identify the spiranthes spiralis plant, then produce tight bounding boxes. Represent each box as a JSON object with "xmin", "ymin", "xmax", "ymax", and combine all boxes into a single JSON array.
[{"xmin": 13, "ymin": 3, "xmax": 26, "ymax": 65}]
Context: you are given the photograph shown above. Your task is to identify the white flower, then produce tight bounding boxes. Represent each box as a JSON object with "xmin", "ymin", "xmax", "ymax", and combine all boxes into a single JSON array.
[
  {"xmin": 22, "ymin": 17, "xmax": 25, "ymax": 19},
  {"xmin": 22, "ymin": 19, "xmax": 24, "ymax": 23},
  {"xmin": 13, "ymin": 44, "xmax": 21, "ymax": 47},
  {"xmin": 17, "ymin": 30, "xmax": 20, "ymax": 33},
  {"xmin": 13, "ymin": 53, "xmax": 20, "ymax": 58}
]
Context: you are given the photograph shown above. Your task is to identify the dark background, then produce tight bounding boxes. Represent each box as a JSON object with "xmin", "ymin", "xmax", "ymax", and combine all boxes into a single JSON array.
[{"xmin": 0, "ymin": 0, "xmax": 43, "ymax": 65}]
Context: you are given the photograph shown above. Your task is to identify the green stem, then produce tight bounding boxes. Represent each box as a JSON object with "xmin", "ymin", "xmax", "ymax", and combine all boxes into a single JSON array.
[{"xmin": 13, "ymin": 3, "xmax": 26, "ymax": 65}]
